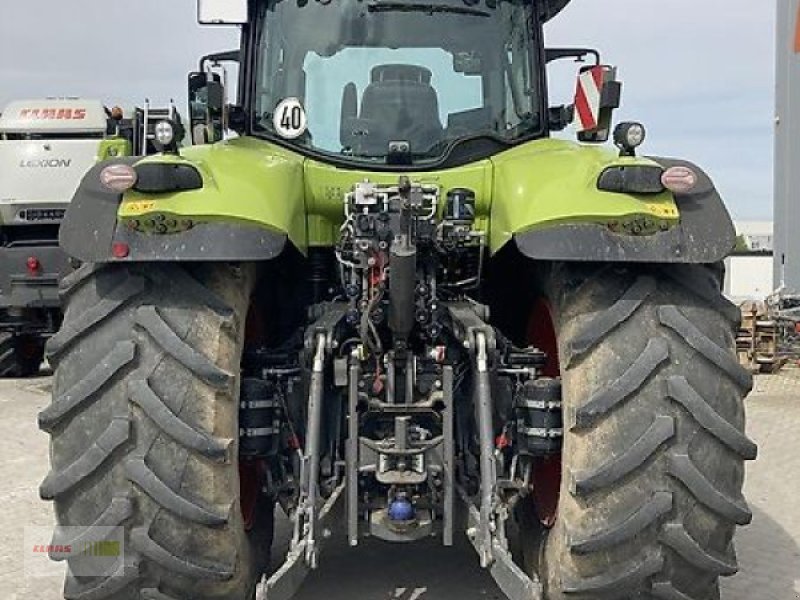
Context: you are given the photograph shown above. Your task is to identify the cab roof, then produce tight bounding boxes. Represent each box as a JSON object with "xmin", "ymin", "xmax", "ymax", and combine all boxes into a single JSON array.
[
  {"xmin": 541, "ymin": 0, "xmax": 570, "ymax": 21},
  {"xmin": 0, "ymin": 99, "xmax": 108, "ymax": 134}
]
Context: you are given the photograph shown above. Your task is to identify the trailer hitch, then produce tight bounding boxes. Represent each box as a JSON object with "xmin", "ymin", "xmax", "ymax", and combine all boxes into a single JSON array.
[
  {"xmin": 256, "ymin": 478, "xmax": 345, "ymax": 600},
  {"xmin": 259, "ymin": 303, "xmax": 542, "ymax": 600},
  {"xmin": 258, "ymin": 306, "xmax": 349, "ymax": 600},
  {"xmin": 449, "ymin": 304, "xmax": 544, "ymax": 600}
]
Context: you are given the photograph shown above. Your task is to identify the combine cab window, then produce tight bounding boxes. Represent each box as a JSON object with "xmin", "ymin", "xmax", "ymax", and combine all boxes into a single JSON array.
[{"xmin": 252, "ymin": 0, "xmax": 543, "ymax": 165}]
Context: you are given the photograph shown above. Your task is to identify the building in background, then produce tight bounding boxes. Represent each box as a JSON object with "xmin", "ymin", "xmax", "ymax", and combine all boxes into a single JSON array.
[
  {"xmin": 775, "ymin": 0, "xmax": 800, "ymax": 292},
  {"xmin": 725, "ymin": 221, "xmax": 775, "ymax": 302},
  {"xmin": 737, "ymin": 221, "xmax": 774, "ymax": 252}
]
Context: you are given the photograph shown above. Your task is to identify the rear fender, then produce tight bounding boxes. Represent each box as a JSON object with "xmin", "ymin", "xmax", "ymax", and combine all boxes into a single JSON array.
[
  {"xmin": 60, "ymin": 140, "xmax": 306, "ymax": 262},
  {"xmin": 500, "ymin": 146, "xmax": 735, "ymax": 263}
]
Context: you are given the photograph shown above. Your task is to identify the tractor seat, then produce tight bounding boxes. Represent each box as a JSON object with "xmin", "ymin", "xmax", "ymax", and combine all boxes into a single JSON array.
[
  {"xmin": 354, "ymin": 64, "xmax": 443, "ymax": 156},
  {"xmin": 371, "ymin": 64, "xmax": 433, "ymax": 85}
]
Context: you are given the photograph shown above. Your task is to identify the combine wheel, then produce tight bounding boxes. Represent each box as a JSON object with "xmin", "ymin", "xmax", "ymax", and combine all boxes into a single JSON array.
[
  {"xmin": 0, "ymin": 332, "xmax": 45, "ymax": 377},
  {"xmin": 524, "ymin": 264, "xmax": 756, "ymax": 600},
  {"xmin": 38, "ymin": 263, "xmax": 272, "ymax": 600}
]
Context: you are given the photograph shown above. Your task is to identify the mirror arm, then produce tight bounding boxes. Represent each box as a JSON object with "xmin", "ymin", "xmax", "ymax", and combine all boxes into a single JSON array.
[
  {"xmin": 228, "ymin": 105, "xmax": 247, "ymax": 134},
  {"xmin": 200, "ymin": 49, "xmax": 242, "ymax": 72},
  {"xmin": 600, "ymin": 80, "xmax": 622, "ymax": 111},
  {"xmin": 548, "ymin": 105, "xmax": 574, "ymax": 132},
  {"xmin": 545, "ymin": 47, "xmax": 601, "ymax": 65}
]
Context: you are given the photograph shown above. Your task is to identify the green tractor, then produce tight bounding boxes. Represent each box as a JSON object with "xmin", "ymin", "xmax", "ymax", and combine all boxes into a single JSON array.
[{"xmin": 39, "ymin": 0, "xmax": 756, "ymax": 599}]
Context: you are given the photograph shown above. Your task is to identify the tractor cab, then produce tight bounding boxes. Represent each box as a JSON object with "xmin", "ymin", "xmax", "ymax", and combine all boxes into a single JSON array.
[{"xmin": 191, "ymin": 0, "xmax": 619, "ymax": 167}]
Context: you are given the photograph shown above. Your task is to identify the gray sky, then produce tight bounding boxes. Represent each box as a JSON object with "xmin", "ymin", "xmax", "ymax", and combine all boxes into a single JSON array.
[{"xmin": 0, "ymin": 0, "xmax": 774, "ymax": 220}]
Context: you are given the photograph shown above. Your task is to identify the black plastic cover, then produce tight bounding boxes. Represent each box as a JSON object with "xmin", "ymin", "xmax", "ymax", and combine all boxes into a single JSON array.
[
  {"xmin": 134, "ymin": 163, "xmax": 203, "ymax": 194},
  {"xmin": 597, "ymin": 165, "xmax": 665, "ymax": 194}
]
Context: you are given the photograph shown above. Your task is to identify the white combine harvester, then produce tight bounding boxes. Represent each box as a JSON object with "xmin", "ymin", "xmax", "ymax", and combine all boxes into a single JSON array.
[{"xmin": 0, "ymin": 97, "xmax": 179, "ymax": 376}]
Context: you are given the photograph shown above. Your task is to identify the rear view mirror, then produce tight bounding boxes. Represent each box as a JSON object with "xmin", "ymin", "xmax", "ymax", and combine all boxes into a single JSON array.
[
  {"xmin": 198, "ymin": 0, "xmax": 248, "ymax": 25},
  {"xmin": 188, "ymin": 72, "xmax": 225, "ymax": 144},
  {"xmin": 574, "ymin": 65, "xmax": 621, "ymax": 144}
]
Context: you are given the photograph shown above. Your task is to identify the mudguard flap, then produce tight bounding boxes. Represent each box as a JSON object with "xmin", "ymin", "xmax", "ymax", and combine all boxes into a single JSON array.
[
  {"xmin": 60, "ymin": 158, "xmax": 287, "ymax": 263},
  {"xmin": 514, "ymin": 158, "xmax": 736, "ymax": 264},
  {"xmin": 60, "ymin": 158, "xmax": 139, "ymax": 262}
]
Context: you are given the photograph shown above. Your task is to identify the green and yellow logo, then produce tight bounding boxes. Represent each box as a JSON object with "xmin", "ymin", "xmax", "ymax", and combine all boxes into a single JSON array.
[{"xmin": 79, "ymin": 541, "xmax": 121, "ymax": 558}]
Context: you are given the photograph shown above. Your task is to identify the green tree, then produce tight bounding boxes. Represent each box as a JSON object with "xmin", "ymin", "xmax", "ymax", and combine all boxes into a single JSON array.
[{"xmin": 734, "ymin": 234, "xmax": 750, "ymax": 253}]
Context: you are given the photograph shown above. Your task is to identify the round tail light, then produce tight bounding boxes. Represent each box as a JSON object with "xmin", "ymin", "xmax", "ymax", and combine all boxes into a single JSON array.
[
  {"xmin": 661, "ymin": 166, "xmax": 698, "ymax": 194},
  {"xmin": 112, "ymin": 242, "xmax": 130, "ymax": 259},
  {"xmin": 100, "ymin": 164, "xmax": 138, "ymax": 193},
  {"xmin": 26, "ymin": 256, "xmax": 41, "ymax": 275}
]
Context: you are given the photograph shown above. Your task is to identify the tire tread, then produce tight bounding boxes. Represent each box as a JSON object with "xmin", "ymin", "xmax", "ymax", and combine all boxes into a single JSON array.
[
  {"xmin": 563, "ymin": 552, "xmax": 664, "ymax": 595},
  {"xmin": 542, "ymin": 266, "xmax": 754, "ymax": 600},
  {"xmin": 134, "ymin": 306, "xmax": 232, "ymax": 388},
  {"xmin": 569, "ymin": 491, "xmax": 673, "ymax": 555},
  {"xmin": 573, "ymin": 338, "xmax": 669, "ymax": 430},
  {"xmin": 39, "ymin": 264, "xmax": 267, "ymax": 599},
  {"xmin": 125, "ymin": 458, "xmax": 230, "ymax": 526},
  {"xmin": 572, "ymin": 416, "xmax": 675, "ymax": 494},
  {"xmin": 129, "ymin": 377, "xmax": 231, "ymax": 461},
  {"xmin": 667, "ymin": 453, "xmax": 752, "ymax": 525},
  {"xmin": 38, "ymin": 341, "xmax": 136, "ymax": 432},
  {"xmin": 47, "ymin": 275, "xmax": 146, "ymax": 360},
  {"xmin": 131, "ymin": 527, "xmax": 234, "ymax": 580},
  {"xmin": 565, "ymin": 275, "xmax": 656, "ymax": 366},
  {"xmin": 40, "ymin": 417, "xmax": 130, "ymax": 500},
  {"xmin": 660, "ymin": 523, "xmax": 738, "ymax": 576}
]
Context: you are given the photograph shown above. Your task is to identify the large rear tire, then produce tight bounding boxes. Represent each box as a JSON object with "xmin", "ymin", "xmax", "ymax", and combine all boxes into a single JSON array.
[
  {"xmin": 38, "ymin": 263, "xmax": 272, "ymax": 600},
  {"xmin": 530, "ymin": 264, "xmax": 756, "ymax": 600}
]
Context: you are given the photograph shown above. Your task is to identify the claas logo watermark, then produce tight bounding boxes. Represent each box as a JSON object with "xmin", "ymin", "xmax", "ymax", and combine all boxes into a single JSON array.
[
  {"xmin": 18, "ymin": 108, "xmax": 87, "ymax": 120},
  {"xmin": 32, "ymin": 541, "xmax": 122, "ymax": 558},
  {"xmin": 25, "ymin": 526, "xmax": 124, "ymax": 579},
  {"xmin": 81, "ymin": 541, "xmax": 122, "ymax": 557}
]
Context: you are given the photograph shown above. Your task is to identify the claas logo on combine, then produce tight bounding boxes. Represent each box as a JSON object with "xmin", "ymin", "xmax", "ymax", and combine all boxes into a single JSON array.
[{"xmin": 18, "ymin": 108, "xmax": 87, "ymax": 120}]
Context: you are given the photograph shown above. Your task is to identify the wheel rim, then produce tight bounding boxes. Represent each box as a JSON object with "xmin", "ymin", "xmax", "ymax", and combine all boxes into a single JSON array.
[
  {"xmin": 526, "ymin": 298, "xmax": 563, "ymax": 527},
  {"xmin": 239, "ymin": 459, "xmax": 266, "ymax": 531},
  {"xmin": 240, "ymin": 301, "xmax": 271, "ymax": 532}
]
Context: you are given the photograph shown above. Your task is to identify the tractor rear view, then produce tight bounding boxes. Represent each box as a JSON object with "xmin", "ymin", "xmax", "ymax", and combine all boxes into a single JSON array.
[{"xmin": 39, "ymin": 1, "xmax": 755, "ymax": 599}]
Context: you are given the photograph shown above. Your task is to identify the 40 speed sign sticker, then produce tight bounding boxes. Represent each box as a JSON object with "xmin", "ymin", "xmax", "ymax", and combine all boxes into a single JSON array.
[{"xmin": 273, "ymin": 98, "xmax": 308, "ymax": 139}]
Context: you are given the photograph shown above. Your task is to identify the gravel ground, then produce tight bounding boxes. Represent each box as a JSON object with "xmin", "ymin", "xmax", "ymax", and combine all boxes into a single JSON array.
[{"xmin": 0, "ymin": 371, "xmax": 797, "ymax": 600}]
